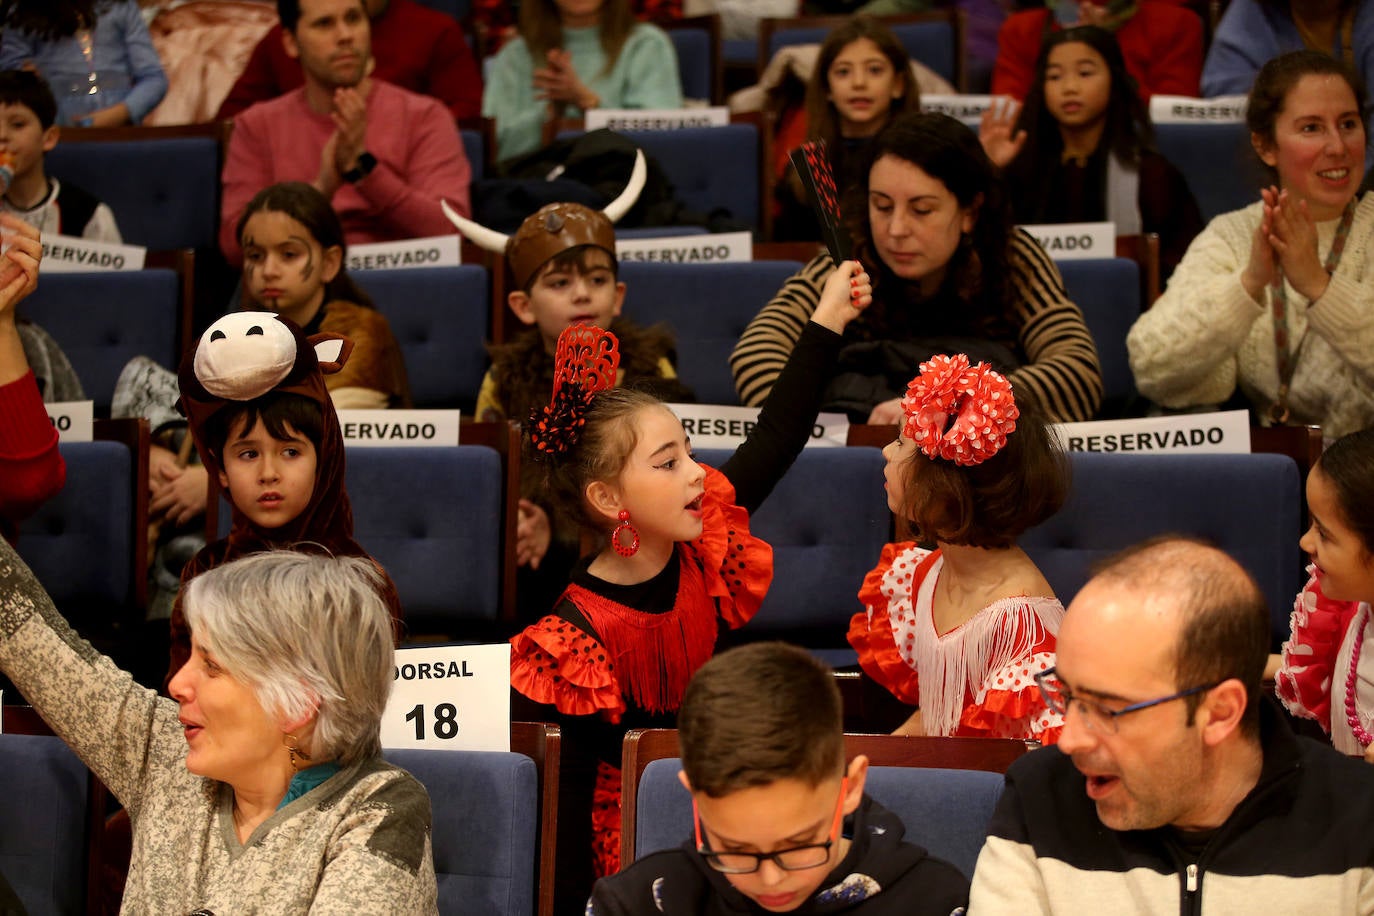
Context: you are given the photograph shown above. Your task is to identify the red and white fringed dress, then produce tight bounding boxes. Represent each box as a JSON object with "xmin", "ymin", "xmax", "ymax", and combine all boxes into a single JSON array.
[
  {"xmin": 848, "ymin": 543, "xmax": 1064, "ymax": 744},
  {"xmin": 509, "ymin": 466, "xmax": 772, "ymax": 878},
  {"xmin": 1276, "ymin": 568, "xmax": 1368, "ymax": 754}
]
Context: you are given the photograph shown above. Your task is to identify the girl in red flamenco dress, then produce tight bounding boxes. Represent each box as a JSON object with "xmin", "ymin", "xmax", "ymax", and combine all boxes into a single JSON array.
[
  {"xmin": 848, "ymin": 354, "xmax": 1070, "ymax": 744},
  {"xmin": 511, "ymin": 260, "xmax": 871, "ymax": 912},
  {"xmin": 1275, "ymin": 428, "xmax": 1374, "ymax": 760}
]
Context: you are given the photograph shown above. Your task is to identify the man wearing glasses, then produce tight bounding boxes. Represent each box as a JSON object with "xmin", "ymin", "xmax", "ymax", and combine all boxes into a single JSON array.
[
  {"xmin": 971, "ymin": 537, "xmax": 1374, "ymax": 913},
  {"xmin": 588, "ymin": 642, "xmax": 969, "ymax": 915}
]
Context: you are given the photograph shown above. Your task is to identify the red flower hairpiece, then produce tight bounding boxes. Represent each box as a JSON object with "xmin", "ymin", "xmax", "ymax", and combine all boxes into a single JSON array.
[
  {"xmin": 528, "ymin": 325, "xmax": 621, "ymax": 456},
  {"xmin": 901, "ymin": 354, "xmax": 1018, "ymax": 467}
]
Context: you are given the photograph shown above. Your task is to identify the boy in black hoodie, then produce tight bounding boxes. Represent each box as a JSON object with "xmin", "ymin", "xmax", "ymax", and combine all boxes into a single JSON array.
[{"xmin": 587, "ymin": 642, "xmax": 969, "ymax": 915}]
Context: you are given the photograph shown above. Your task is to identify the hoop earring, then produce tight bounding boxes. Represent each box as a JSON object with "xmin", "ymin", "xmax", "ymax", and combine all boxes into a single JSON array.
[
  {"xmin": 284, "ymin": 734, "xmax": 312, "ymax": 772},
  {"xmin": 611, "ymin": 510, "xmax": 640, "ymax": 557}
]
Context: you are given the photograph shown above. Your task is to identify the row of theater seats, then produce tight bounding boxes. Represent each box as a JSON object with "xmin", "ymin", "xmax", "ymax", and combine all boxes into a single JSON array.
[
  {"xmin": 44, "ymin": 114, "xmax": 1259, "ymax": 255},
  {"xmin": 0, "ymin": 702, "xmax": 1032, "ymax": 916},
  {"xmin": 18, "ymin": 424, "xmax": 1308, "ymax": 661},
  {"xmin": 26, "ymin": 251, "xmax": 1149, "ymax": 418}
]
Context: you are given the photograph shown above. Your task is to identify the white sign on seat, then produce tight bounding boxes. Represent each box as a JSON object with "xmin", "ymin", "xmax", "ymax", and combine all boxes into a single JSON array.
[
  {"xmin": 44, "ymin": 401, "xmax": 94, "ymax": 441},
  {"xmin": 1020, "ymin": 221, "xmax": 1115, "ymax": 261},
  {"xmin": 1052, "ymin": 410, "xmax": 1251, "ymax": 455},
  {"xmin": 336, "ymin": 410, "xmax": 461, "ymax": 447},
  {"xmin": 615, "ymin": 231, "xmax": 752, "ymax": 263},
  {"xmin": 666, "ymin": 403, "xmax": 849, "ymax": 450},
  {"xmin": 587, "ymin": 107, "xmax": 730, "ymax": 130},
  {"xmin": 346, "ymin": 235, "xmax": 461, "ymax": 271},
  {"xmin": 1150, "ymin": 95, "xmax": 1247, "ymax": 124},
  {"xmin": 381, "ymin": 644, "xmax": 511, "ymax": 752},
  {"xmin": 40, "ymin": 235, "xmax": 145, "ymax": 272}
]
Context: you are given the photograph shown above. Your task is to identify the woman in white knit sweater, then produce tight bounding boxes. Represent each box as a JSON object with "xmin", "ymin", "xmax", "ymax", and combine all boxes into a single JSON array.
[{"xmin": 1128, "ymin": 51, "xmax": 1373, "ymax": 438}]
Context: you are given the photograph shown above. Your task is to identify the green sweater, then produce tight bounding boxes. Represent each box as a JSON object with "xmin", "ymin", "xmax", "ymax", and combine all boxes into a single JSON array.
[
  {"xmin": 483, "ymin": 23, "xmax": 684, "ymax": 161},
  {"xmin": 0, "ymin": 538, "xmax": 439, "ymax": 914}
]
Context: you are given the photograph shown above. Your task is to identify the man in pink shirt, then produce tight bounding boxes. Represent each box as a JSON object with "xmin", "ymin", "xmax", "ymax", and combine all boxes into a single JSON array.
[{"xmin": 219, "ymin": 0, "xmax": 471, "ymax": 265}]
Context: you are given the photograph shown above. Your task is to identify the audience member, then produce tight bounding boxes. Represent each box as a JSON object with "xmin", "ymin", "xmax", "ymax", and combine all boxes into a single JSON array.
[
  {"xmin": 992, "ymin": 0, "xmax": 1203, "ymax": 103},
  {"xmin": 774, "ymin": 17, "xmax": 923, "ymax": 242},
  {"xmin": 447, "ymin": 183, "xmax": 692, "ymax": 618},
  {"xmin": 219, "ymin": 0, "xmax": 470, "ymax": 265},
  {"xmin": 970, "ymin": 536, "xmax": 1374, "ymax": 912},
  {"xmin": 483, "ymin": 0, "xmax": 684, "ymax": 162},
  {"xmin": 1204, "ymin": 0, "xmax": 1374, "ymax": 171},
  {"xmin": 217, "ymin": 0, "xmax": 483, "ymax": 121},
  {"xmin": 164, "ymin": 311, "xmax": 403, "ymax": 684},
  {"xmin": 1276, "ymin": 426, "xmax": 1374, "ymax": 759},
  {"xmin": 0, "ymin": 0, "xmax": 167, "ymax": 127},
  {"xmin": 1128, "ymin": 51, "xmax": 1373, "ymax": 438},
  {"xmin": 849, "ymin": 356, "xmax": 1067, "ymax": 743},
  {"xmin": 472, "ymin": 0, "xmax": 683, "ymax": 57},
  {"xmin": 733, "ymin": 112, "xmax": 1103, "ymax": 425},
  {"xmin": 0, "ymin": 214, "xmax": 62, "ymax": 545},
  {"xmin": 508, "ymin": 260, "xmax": 869, "ymax": 909},
  {"xmin": 983, "ymin": 26, "xmax": 1202, "ymax": 280},
  {"xmin": 588, "ymin": 642, "xmax": 971, "ymax": 915},
  {"xmin": 0, "ymin": 542, "xmax": 438, "ymax": 910},
  {"xmin": 0, "ymin": 69, "xmax": 121, "ymax": 242}
]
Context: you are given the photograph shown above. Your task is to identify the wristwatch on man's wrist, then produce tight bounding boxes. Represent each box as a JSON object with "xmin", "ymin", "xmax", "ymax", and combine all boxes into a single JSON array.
[{"xmin": 343, "ymin": 152, "xmax": 377, "ymax": 184}]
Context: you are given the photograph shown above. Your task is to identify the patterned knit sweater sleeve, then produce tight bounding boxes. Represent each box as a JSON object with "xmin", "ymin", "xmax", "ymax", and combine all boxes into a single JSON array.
[
  {"xmin": 1127, "ymin": 204, "xmax": 1264, "ymax": 408},
  {"xmin": 730, "ymin": 252, "xmax": 833, "ymax": 407},
  {"xmin": 1004, "ymin": 230, "xmax": 1103, "ymax": 422},
  {"xmin": 0, "ymin": 534, "xmax": 178, "ymax": 815}
]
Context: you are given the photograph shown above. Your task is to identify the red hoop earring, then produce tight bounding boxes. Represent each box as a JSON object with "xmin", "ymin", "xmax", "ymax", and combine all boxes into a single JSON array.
[{"xmin": 612, "ymin": 510, "xmax": 640, "ymax": 557}]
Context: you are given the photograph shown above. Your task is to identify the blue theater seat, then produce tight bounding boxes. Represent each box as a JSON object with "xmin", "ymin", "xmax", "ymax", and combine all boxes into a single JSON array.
[{"xmin": 0, "ymin": 734, "xmax": 90, "ymax": 916}]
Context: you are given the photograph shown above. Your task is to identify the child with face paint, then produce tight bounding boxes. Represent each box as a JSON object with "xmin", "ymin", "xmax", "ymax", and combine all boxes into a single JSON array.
[{"xmin": 237, "ymin": 181, "xmax": 411, "ymax": 411}]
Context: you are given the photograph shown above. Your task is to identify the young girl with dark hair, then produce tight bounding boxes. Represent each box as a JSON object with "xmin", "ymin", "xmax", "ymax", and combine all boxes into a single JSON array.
[
  {"xmin": 848, "ymin": 354, "xmax": 1069, "ymax": 744},
  {"xmin": 237, "ymin": 181, "xmax": 410, "ymax": 410},
  {"xmin": 983, "ymin": 26, "xmax": 1203, "ymax": 280},
  {"xmin": 0, "ymin": 0, "xmax": 167, "ymax": 126},
  {"xmin": 735, "ymin": 111, "xmax": 1103, "ymax": 426},
  {"xmin": 1277, "ymin": 427, "xmax": 1374, "ymax": 762},
  {"xmin": 511, "ymin": 260, "xmax": 871, "ymax": 911},
  {"xmin": 774, "ymin": 16, "xmax": 923, "ymax": 241},
  {"xmin": 482, "ymin": 0, "xmax": 683, "ymax": 161}
]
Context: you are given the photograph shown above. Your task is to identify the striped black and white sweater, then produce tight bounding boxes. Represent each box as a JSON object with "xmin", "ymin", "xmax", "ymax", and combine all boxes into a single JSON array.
[
  {"xmin": 729, "ymin": 232, "xmax": 1103, "ymax": 423},
  {"xmin": 969, "ymin": 701, "xmax": 1374, "ymax": 914}
]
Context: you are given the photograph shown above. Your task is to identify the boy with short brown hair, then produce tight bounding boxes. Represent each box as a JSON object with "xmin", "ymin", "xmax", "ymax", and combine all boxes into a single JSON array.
[{"xmin": 588, "ymin": 642, "xmax": 969, "ymax": 914}]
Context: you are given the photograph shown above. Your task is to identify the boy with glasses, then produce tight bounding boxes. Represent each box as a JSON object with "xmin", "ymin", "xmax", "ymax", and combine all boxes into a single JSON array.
[
  {"xmin": 971, "ymin": 536, "xmax": 1374, "ymax": 913},
  {"xmin": 587, "ymin": 641, "xmax": 969, "ymax": 915}
]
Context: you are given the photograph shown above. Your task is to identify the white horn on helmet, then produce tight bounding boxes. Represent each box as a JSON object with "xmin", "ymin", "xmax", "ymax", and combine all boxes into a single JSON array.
[
  {"xmin": 601, "ymin": 149, "xmax": 647, "ymax": 224},
  {"xmin": 441, "ymin": 198, "xmax": 510, "ymax": 253}
]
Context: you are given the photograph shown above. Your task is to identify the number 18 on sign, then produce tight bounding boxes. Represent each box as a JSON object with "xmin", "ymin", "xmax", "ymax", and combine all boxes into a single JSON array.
[{"xmin": 381, "ymin": 644, "xmax": 511, "ymax": 752}]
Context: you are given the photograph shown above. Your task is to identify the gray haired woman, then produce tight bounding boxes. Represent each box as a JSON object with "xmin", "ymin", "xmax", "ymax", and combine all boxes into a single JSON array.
[{"xmin": 0, "ymin": 542, "xmax": 437, "ymax": 913}]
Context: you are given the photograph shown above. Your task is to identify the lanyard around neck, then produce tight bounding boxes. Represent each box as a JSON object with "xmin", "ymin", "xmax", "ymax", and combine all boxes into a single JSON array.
[{"xmin": 1267, "ymin": 197, "xmax": 1357, "ymax": 423}]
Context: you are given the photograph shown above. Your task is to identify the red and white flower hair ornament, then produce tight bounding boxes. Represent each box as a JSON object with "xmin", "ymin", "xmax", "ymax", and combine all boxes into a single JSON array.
[
  {"xmin": 901, "ymin": 354, "xmax": 1019, "ymax": 467},
  {"xmin": 528, "ymin": 324, "xmax": 621, "ymax": 457}
]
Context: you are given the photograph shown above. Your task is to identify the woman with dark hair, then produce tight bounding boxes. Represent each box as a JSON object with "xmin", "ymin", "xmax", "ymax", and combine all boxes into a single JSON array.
[
  {"xmin": 984, "ymin": 26, "xmax": 1203, "ymax": 280},
  {"xmin": 774, "ymin": 16, "xmax": 924, "ymax": 241},
  {"xmin": 733, "ymin": 111, "xmax": 1103, "ymax": 425},
  {"xmin": 482, "ymin": 0, "xmax": 683, "ymax": 162},
  {"xmin": 1128, "ymin": 50, "xmax": 1373, "ymax": 438},
  {"xmin": 0, "ymin": 0, "xmax": 167, "ymax": 126}
]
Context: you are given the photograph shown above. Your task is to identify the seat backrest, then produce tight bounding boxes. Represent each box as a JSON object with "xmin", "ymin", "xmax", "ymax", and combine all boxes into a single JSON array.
[
  {"xmin": 411, "ymin": 0, "xmax": 469, "ymax": 20},
  {"xmin": 46, "ymin": 136, "xmax": 220, "ymax": 250},
  {"xmin": 460, "ymin": 128, "xmax": 486, "ymax": 182},
  {"xmin": 663, "ymin": 17, "xmax": 718, "ymax": 103},
  {"xmin": 619, "ymin": 261, "xmax": 800, "ymax": 405},
  {"xmin": 0, "ymin": 734, "xmax": 90, "ymax": 916},
  {"xmin": 353, "ymin": 265, "xmax": 491, "ymax": 411},
  {"xmin": 20, "ymin": 269, "xmax": 183, "ymax": 415},
  {"xmin": 1020, "ymin": 452, "xmax": 1304, "ymax": 647},
  {"xmin": 695, "ymin": 446, "xmax": 891, "ymax": 641},
  {"xmin": 1154, "ymin": 121, "xmax": 1260, "ymax": 222},
  {"xmin": 762, "ymin": 12, "xmax": 962, "ymax": 87},
  {"xmin": 385, "ymin": 748, "xmax": 538, "ymax": 916},
  {"xmin": 216, "ymin": 444, "xmax": 504, "ymax": 633},
  {"xmin": 622, "ymin": 124, "xmax": 761, "ymax": 230},
  {"xmin": 16, "ymin": 438, "xmax": 139, "ymax": 629},
  {"xmin": 1057, "ymin": 258, "xmax": 1139, "ymax": 412},
  {"xmin": 633, "ymin": 757, "xmax": 1001, "ymax": 879}
]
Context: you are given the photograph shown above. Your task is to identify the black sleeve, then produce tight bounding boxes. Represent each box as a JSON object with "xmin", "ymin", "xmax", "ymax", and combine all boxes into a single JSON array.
[{"xmin": 719, "ymin": 319, "xmax": 845, "ymax": 514}]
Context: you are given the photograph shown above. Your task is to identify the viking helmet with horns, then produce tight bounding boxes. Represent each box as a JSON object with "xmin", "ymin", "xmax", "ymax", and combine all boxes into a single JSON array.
[{"xmin": 441, "ymin": 149, "xmax": 647, "ymax": 290}]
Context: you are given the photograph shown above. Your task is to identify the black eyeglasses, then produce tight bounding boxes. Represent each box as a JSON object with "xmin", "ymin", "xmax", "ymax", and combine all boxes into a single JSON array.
[
  {"xmin": 694, "ymin": 777, "xmax": 847, "ymax": 874},
  {"xmin": 1035, "ymin": 667, "xmax": 1221, "ymax": 736}
]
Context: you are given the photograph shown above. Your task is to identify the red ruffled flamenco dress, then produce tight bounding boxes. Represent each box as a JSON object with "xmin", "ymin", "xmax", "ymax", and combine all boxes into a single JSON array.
[
  {"xmin": 848, "ymin": 544, "xmax": 1064, "ymax": 744},
  {"xmin": 509, "ymin": 466, "xmax": 772, "ymax": 877}
]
